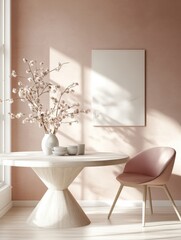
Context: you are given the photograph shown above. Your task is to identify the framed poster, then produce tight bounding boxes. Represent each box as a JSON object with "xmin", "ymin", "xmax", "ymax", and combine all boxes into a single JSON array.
[{"xmin": 91, "ymin": 50, "xmax": 145, "ymax": 126}]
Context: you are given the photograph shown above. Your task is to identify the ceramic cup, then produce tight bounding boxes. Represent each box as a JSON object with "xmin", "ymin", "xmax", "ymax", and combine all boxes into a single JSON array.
[{"xmin": 78, "ymin": 144, "xmax": 85, "ymax": 155}]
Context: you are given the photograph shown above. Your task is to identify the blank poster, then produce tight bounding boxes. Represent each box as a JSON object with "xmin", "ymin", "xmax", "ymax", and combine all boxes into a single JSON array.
[{"xmin": 91, "ymin": 50, "xmax": 145, "ymax": 126}]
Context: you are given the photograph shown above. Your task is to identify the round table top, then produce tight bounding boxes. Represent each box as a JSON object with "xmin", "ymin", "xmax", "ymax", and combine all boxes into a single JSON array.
[{"xmin": 0, "ymin": 151, "xmax": 128, "ymax": 168}]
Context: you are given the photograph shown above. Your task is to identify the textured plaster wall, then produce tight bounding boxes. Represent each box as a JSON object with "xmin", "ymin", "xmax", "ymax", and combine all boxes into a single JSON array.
[{"xmin": 11, "ymin": 0, "xmax": 181, "ymax": 201}]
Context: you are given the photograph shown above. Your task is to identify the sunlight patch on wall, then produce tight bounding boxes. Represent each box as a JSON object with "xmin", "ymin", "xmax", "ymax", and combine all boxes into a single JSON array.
[
  {"xmin": 148, "ymin": 110, "xmax": 181, "ymax": 145},
  {"xmin": 148, "ymin": 109, "xmax": 181, "ymax": 174},
  {"xmin": 49, "ymin": 47, "xmax": 83, "ymax": 144},
  {"xmin": 49, "ymin": 48, "xmax": 82, "ymax": 93}
]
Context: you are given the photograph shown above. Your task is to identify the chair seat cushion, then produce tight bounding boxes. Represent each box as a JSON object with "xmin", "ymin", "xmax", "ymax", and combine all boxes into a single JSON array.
[{"xmin": 116, "ymin": 173, "xmax": 155, "ymax": 185}]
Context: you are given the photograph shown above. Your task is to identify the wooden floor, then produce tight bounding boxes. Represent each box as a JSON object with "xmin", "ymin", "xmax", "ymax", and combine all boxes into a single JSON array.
[{"xmin": 0, "ymin": 205, "xmax": 181, "ymax": 240}]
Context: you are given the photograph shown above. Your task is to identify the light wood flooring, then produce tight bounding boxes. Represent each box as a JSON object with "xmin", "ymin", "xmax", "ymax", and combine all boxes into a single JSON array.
[{"xmin": 0, "ymin": 205, "xmax": 181, "ymax": 240}]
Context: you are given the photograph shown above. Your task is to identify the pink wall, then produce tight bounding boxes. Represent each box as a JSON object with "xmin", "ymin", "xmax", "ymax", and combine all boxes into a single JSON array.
[{"xmin": 11, "ymin": 0, "xmax": 181, "ymax": 201}]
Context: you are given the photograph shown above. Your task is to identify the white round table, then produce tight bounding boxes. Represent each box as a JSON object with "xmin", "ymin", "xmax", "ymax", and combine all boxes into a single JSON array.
[{"xmin": 0, "ymin": 151, "xmax": 128, "ymax": 229}]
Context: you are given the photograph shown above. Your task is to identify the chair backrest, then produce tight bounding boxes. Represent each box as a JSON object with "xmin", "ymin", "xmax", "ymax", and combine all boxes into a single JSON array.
[{"xmin": 124, "ymin": 147, "xmax": 176, "ymax": 181}]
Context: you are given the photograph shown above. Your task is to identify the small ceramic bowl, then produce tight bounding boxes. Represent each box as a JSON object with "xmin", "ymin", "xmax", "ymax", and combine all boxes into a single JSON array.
[
  {"xmin": 52, "ymin": 146, "xmax": 67, "ymax": 156},
  {"xmin": 67, "ymin": 145, "xmax": 78, "ymax": 155},
  {"xmin": 53, "ymin": 146, "xmax": 67, "ymax": 151}
]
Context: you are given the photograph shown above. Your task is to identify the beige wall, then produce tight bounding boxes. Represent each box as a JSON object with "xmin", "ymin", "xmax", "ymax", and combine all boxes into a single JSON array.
[{"xmin": 11, "ymin": 0, "xmax": 181, "ymax": 201}]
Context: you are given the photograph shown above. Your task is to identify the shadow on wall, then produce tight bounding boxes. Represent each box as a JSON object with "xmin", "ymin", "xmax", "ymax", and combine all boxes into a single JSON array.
[
  {"xmin": 48, "ymin": 47, "xmax": 181, "ymax": 201},
  {"xmin": 71, "ymin": 171, "xmax": 181, "ymax": 201}
]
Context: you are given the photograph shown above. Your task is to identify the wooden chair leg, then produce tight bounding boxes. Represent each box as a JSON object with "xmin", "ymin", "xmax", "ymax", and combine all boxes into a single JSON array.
[
  {"xmin": 108, "ymin": 184, "xmax": 124, "ymax": 219},
  {"xmin": 142, "ymin": 185, "xmax": 147, "ymax": 227},
  {"xmin": 163, "ymin": 185, "xmax": 181, "ymax": 221},
  {"xmin": 148, "ymin": 187, "xmax": 153, "ymax": 214}
]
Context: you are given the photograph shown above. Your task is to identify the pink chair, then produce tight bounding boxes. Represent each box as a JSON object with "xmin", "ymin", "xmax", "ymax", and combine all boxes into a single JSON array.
[{"xmin": 108, "ymin": 147, "xmax": 181, "ymax": 226}]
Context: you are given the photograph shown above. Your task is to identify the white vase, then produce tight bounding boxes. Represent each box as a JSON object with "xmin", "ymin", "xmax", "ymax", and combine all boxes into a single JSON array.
[{"xmin": 41, "ymin": 133, "xmax": 59, "ymax": 155}]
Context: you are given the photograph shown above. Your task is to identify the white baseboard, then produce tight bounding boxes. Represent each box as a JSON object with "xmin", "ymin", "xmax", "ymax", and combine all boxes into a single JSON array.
[
  {"xmin": 12, "ymin": 199, "xmax": 181, "ymax": 209},
  {"xmin": 0, "ymin": 185, "xmax": 12, "ymax": 218},
  {"xmin": 0, "ymin": 201, "xmax": 12, "ymax": 218},
  {"xmin": 103, "ymin": 199, "xmax": 181, "ymax": 207},
  {"xmin": 13, "ymin": 200, "xmax": 39, "ymax": 207},
  {"xmin": 1, "ymin": 199, "xmax": 180, "ymax": 219}
]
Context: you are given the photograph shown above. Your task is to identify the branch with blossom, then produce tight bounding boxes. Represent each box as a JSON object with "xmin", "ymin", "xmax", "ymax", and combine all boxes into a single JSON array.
[{"xmin": 9, "ymin": 58, "xmax": 89, "ymax": 134}]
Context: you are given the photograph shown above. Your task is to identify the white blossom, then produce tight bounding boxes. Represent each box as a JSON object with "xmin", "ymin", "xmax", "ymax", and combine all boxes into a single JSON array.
[
  {"xmin": 11, "ymin": 70, "xmax": 17, "ymax": 77},
  {"xmin": 29, "ymin": 60, "xmax": 34, "ymax": 66},
  {"xmin": 16, "ymin": 112, "xmax": 24, "ymax": 119},
  {"xmin": 27, "ymin": 77, "xmax": 32, "ymax": 82},
  {"xmin": 23, "ymin": 58, "xmax": 28, "ymax": 63},
  {"xmin": 18, "ymin": 81, "xmax": 23, "ymax": 86},
  {"xmin": 6, "ymin": 58, "xmax": 90, "ymax": 134},
  {"xmin": 12, "ymin": 88, "xmax": 17, "ymax": 93}
]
